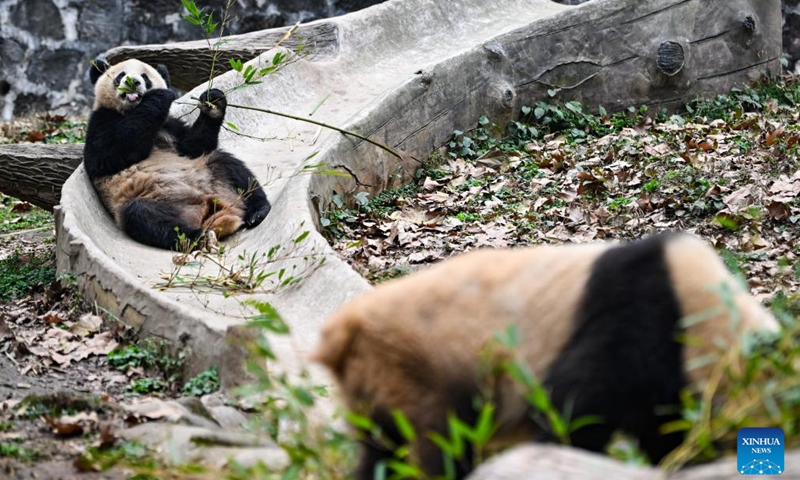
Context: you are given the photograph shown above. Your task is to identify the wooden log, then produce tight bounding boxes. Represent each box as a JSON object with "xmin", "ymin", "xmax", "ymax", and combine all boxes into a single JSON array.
[
  {"xmin": 0, "ymin": 144, "xmax": 83, "ymax": 211},
  {"xmin": 104, "ymin": 22, "xmax": 339, "ymax": 91}
]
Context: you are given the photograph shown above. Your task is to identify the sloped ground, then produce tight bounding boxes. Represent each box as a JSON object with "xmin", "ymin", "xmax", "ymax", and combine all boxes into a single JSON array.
[
  {"xmin": 329, "ymin": 75, "xmax": 800, "ymax": 308},
  {"xmin": 0, "ymin": 118, "xmax": 223, "ymax": 479}
]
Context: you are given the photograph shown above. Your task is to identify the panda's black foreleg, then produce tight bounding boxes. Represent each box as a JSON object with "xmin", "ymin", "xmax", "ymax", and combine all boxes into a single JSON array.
[
  {"xmin": 177, "ymin": 88, "xmax": 227, "ymax": 158},
  {"xmin": 84, "ymin": 89, "xmax": 177, "ymax": 180},
  {"xmin": 120, "ymin": 198, "xmax": 202, "ymax": 251},
  {"xmin": 207, "ymin": 151, "xmax": 271, "ymax": 229}
]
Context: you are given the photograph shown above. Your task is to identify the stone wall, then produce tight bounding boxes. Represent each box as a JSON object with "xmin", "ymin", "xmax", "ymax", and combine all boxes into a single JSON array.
[
  {"xmin": 785, "ymin": 0, "xmax": 800, "ymax": 73},
  {"xmin": 0, "ymin": 0, "xmax": 383, "ymax": 120}
]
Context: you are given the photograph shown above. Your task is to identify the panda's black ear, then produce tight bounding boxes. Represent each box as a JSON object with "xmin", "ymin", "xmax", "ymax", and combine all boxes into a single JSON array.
[
  {"xmin": 89, "ymin": 59, "xmax": 110, "ymax": 85},
  {"xmin": 156, "ymin": 64, "xmax": 171, "ymax": 88}
]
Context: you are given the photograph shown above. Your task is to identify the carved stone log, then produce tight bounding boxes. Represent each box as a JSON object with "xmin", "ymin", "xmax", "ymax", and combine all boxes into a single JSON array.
[
  {"xmin": 467, "ymin": 444, "xmax": 800, "ymax": 480},
  {"xmin": 0, "ymin": 144, "xmax": 82, "ymax": 211},
  {"xmin": 104, "ymin": 23, "xmax": 339, "ymax": 91}
]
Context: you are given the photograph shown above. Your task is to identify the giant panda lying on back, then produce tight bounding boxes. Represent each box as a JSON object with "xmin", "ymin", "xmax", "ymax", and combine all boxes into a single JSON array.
[
  {"xmin": 83, "ymin": 58, "xmax": 271, "ymax": 250},
  {"xmin": 312, "ymin": 232, "xmax": 780, "ymax": 479}
]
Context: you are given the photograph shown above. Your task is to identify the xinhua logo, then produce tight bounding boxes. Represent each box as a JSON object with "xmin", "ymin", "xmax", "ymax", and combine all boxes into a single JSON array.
[{"xmin": 738, "ymin": 427, "xmax": 784, "ymax": 475}]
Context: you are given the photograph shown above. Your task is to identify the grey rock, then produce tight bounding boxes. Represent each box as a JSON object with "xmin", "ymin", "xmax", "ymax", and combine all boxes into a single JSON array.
[
  {"xmin": 120, "ymin": 423, "xmax": 289, "ymax": 469},
  {"xmin": 207, "ymin": 405, "xmax": 248, "ymax": 431},
  {"xmin": 466, "ymin": 443, "xmax": 800, "ymax": 480},
  {"xmin": 25, "ymin": 49, "xmax": 84, "ymax": 90},
  {"xmin": 124, "ymin": 398, "xmax": 220, "ymax": 430},
  {"xmin": 77, "ymin": 0, "xmax": 124, "ymax": 45},
  {"xmin": 9, "ymin": 0, "xmax": 64, "ymax": 40}
]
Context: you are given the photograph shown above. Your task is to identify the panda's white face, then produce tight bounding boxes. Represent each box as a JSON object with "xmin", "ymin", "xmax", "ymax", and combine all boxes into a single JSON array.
[{"xmin": 93, "ymin": 59, "xmax": 168, "ymax": 113}]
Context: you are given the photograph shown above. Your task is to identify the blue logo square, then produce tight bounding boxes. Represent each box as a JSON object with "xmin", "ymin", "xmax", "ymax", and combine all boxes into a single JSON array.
[{"xmin": 738, "ymin": 427, "xmax": 784, "ymax": 475}]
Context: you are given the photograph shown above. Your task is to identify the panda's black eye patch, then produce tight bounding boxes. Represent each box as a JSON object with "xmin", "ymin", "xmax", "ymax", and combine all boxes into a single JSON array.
[
  {"xmin": 114, "ymin": 72, "xmax": 125, "ymax": 86},
  {"xmin": 142, "ymin": 73, "xmax": 152, "ymax": 89}
]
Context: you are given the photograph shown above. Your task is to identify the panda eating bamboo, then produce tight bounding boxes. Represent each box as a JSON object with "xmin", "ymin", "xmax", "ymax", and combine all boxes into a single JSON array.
[{"xmin": 83, "ymin": 58, "xmax": 271, "ymax": 251}]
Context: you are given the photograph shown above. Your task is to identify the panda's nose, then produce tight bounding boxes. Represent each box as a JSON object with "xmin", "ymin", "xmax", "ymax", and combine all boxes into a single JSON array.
[{"xmin": 130, "ymin": 78, "xmax": 141, "ymax": 87}]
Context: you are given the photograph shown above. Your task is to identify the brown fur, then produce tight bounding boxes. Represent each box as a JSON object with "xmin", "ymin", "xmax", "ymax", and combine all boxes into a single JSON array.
[
  {"xmin": 312, "ymin": 234, "xmax": 779, "ymax": 472},
  {"xmin": 94, "ymin": 150, "xmax": 245, "ymax": 239},
  {"xmin": 664, "ymin": 234, "xmax": 778, "ymax": 386}
]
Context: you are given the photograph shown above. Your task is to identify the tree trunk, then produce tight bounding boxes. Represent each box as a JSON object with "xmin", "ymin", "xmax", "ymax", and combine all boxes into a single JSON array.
[
  {"xmin": 104, "ymin": 22, "xmax": 339, "ymax": 91},
  {"xmin": 0, "ymin": 144, "xmax": 83, "ymax": 211}
]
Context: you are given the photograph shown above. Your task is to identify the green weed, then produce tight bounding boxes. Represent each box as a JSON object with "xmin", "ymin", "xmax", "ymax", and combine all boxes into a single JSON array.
[
  {"xmin": 0, "ymin": 195, "xmax": 53, "ymax": 232},
  {"xmin": 182, "ymin": 368, "xmax": 220, "ymax": 397},
  {"xmin": 0, "ymin": 248, "xmax": 55, "ymax": 301},
  {"xmin": 0, "ymin": 442, "xmax": 39, "ymax": 462}
]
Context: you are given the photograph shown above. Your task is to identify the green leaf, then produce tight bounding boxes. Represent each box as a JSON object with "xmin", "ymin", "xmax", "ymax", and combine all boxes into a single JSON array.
[
  {"xmin": 294, "ymin": 231, "xmax": 310, "ymax": 244},
  {"xmin": 181, "ymin": 0, "xmax": 200, "ymax": 16},
  {"xmin": 472, "ymin": 404, "xmax": 496, "ymax": 444},
  {"xmin": 184, "ymin": 14, "xmax": 202, "ymax": 26},
  {"xmin": 428, "ymin": 432, "xmax": 456, "ymax": 456},
  {"xmin": 391, "ymin": 409, "xmax": 417, "ymax": 442},
  {"xmin": 565, "ymin": 101, "xmax": 582, "ymax": 113},
  {"xmin": 345, "ymin": 412, "xmax": 377, "ymax": 431},
  {"xmin": 521, "ymin": 106, "xmax": 531, "ymax": 116},
  {"xmin": 569, "ymin": 414, "xmax": 602, "ymax": 433},
  {"xmin": 245, "ymin": 300, "xmax": 290, "ymax": 335},
  {"xmin": 527, "ymin": 385, "xmax": 551, "ymax": 411},
  {"xmin": 225, "ymin": 122, "xmax": 239, "ymax": 131},
  {"xmin": 534, "ymin": 106, "xmax": 545, "ymax": 119},
  {"xmin": 493, "ymin": 324, "xmax": 520, "ymax": 348},
  {"xmin": 385, "ymin": 460, "xmax": 423, "ymax": 478},
  {"xmin": 354, "ymin": 191, "xmax": 370, "ymax": 206},
  {"xmin": 229, "ymin": 58, "xmax": 243, "ymax": 72}
]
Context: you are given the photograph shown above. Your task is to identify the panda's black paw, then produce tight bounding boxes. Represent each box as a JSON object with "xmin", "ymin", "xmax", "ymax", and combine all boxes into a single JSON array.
[
  {"xmin": 145, "ymin": 88, "xmax": 177, "ymax": 105},
  {"xmin": 199, "ymin": 88, "xmax": 227, "ymax": 120},
  {"xmin": 244, "ymin": 199, "xmax": 271, "ymax": 229}
]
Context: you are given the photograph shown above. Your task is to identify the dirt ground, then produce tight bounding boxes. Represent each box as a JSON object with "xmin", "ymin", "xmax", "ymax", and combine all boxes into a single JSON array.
[{"xmin": 0, "ymin": 221, "xmax": 175, "ymax": 479}]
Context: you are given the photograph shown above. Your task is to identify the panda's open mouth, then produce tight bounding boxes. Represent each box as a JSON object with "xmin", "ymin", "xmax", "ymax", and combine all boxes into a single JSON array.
[{"xmin": 123, "ymin": 92, "xmax": 141, "ymax": 103}]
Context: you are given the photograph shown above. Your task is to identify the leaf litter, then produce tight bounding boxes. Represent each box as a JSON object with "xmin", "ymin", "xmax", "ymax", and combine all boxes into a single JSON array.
[{"xmin": 330, "ymin": 76, "xmax": 800, "ymax": 305}]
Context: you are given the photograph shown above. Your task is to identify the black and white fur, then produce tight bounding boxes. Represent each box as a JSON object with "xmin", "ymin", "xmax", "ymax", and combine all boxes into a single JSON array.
[
  {"xmin": 83, "ymin": 58, "xmax": 271, "ymax": 250},
  {"xmin": 312, "ymin": 232, "xmax": 780, "ymax": 479}
]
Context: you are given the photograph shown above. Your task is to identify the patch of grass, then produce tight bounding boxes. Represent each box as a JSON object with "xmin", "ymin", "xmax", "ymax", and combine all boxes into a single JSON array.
[
  {"xmin": 0, "ymin": 442, "xmax": 39, "ymax": 462},
  {"xmin": 367, "ymin": 264, "xmax": 413, "ymax": 284},
  {"xmin": 642, "ymin": 179, "xmax": 660, "ymax": 193},
  {"xmin": 182, "ymin": 368, "xmax": 220, "ymax": 397},
  {"xmin": 607, "ymin": 196, "xmax": 633, "ymax": 211},
  {"xmin": 0, "ymin": 113, "xmax": 86, "ymax": 145},
  {"xmin": 131, "ymin": 378, "xmax": 168, "ymax": 395},
  {"xmin": 0, "ymin": 248, "xmax": 55, "ymax": 301},
  {"xmin": 363, "ymin": 184, "xmax": 420, "ymax": 215},
  {"xmin": 684, "ymin": 75, "xmax": 800, "ymax": 122},
  {"xmin": 75, "ymin": 441, "xmax": 156, "ymax": 473},
  {"xmin": 108, "ymin": 339, "xmax": 189, "ymax": 394},
  {"xmin": 455, "ymin": 211, "xmax": 482, "ymax": 223},
  {"xmin": 0, "ymin": 199, "xmax": 53, "ymax": 233}
]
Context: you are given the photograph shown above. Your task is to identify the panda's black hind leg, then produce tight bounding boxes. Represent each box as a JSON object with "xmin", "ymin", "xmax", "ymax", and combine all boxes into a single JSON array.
[
  {"xmin": 207, "ymin": 150, "xmax": 271, "ymax": 229},
  {"xmin": 120, "ymin": 198, "xmax": 202, "ymax": 251}
]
